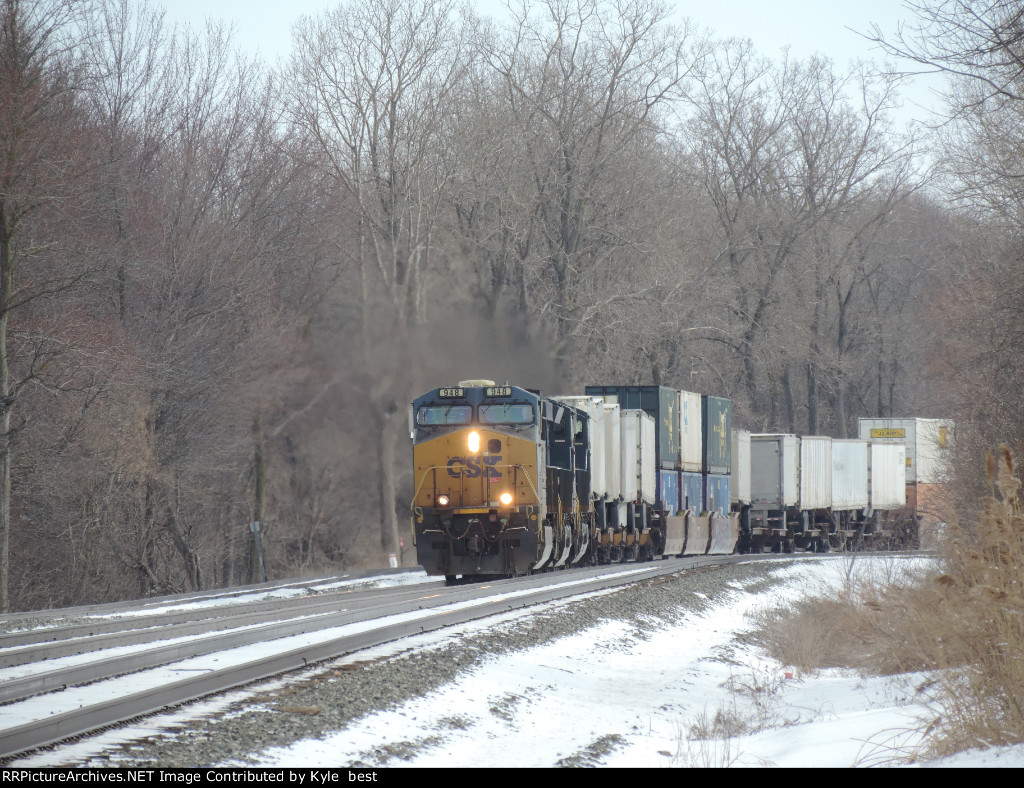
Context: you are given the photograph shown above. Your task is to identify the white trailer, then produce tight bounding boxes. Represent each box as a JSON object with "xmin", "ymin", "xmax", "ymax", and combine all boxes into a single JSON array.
[
  {"xmin": 869, "ymin": 442, "xmax": 907, "ymax": 509},
  {"xmin": 750, "ymin": 434, "xmax": 800, "ymax": 509},
  {"xmin": 858, "ymin": 417, "xmax": 954, "ymax": 484},
  {"xmin": 831, "ymin": 439, "xmax": 869, "ymax": 510},
  {"xmin": 799, "ymin": 436, "xmax": 832, "ymax": 510}
]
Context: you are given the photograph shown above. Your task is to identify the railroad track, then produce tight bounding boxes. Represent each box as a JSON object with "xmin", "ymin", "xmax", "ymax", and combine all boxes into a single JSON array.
[{"xmin": 0, "ymin": 556, "xmax": 749, "ymax": 762}]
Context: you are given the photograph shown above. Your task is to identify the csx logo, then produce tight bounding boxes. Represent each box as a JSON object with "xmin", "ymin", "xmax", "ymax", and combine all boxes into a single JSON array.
[{"xmin": 448, "ymin": 455, "xmax": 503, "ymax": 479}]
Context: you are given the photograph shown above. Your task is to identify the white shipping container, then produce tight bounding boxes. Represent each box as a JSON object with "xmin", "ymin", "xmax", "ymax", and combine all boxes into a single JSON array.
[
  {"xmin": 750, "ymin": 434, "xmax": 800, "ymax": 509},
  {"xmin": 800, "ymin": 436, "xmax": 832, "ymax": 510},
  {"xmin": 640, "ymin": 412, "xmax": 657, "ymax": 505},
  {"xmin": 679, "ymin": 390, "xmax": 703, "ymax": 472},
  {"xmin": 731, "ymin": 429, "xmax": 751, "ymax": 505},
  {"xmin": 869, "ymin": 442, "xmax": 907, "ymax": 509},
  {"xmin": 621, "ymin": 409, "xmax": 657, "ymax": 505},
  {"xmin": 831, "ymin": 439, "xmax": 869, "ymax": 510},
  {"xmin": 858, "ymin": 418, "xmax": 954, "ymax": 484},
  {"xmin": 603, "ymin": 403, "xmax": 622, "ymax": 501}
]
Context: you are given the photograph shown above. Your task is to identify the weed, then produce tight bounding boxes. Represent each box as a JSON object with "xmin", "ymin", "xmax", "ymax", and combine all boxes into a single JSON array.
[{"xmin": 671, "ymin": 734, "xmax": 748, "ymax": 768}]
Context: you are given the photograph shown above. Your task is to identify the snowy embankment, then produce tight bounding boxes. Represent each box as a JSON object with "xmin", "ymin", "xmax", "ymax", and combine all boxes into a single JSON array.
[{"xmin": 11, "ymin": 556, "xmax": 1024, "ymax": 768}]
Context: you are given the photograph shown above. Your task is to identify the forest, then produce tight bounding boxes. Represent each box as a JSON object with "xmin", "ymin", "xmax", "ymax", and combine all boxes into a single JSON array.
[{"xmin": 0, "ymin": 0, "xmax": 1021, "ymax": 612}]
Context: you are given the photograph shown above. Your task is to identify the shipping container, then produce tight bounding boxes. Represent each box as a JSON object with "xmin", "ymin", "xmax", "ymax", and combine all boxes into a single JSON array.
[
  {"xmin": 800, "ymin": 436, "xmax": 832, "ymax": 510},
  {"xmin": 868, "ymin": 442, "xmax": 907, "ymax": 509},
  {"xmin": 858, "ymin": 418, "xmax": 954, "ymax": 484},
  {"xmin": 831, "ymin": 439, "xmax": 869, "ymax": 510},
  {"xmin": 750, "ymin": 434, "xmax": 800, "ymax": 509},
  {"xmin": 585, "ymin": 385, "xmax": 680, "ymax": 470},
  {"xmin": 659, "ymin": 470, "xmax": 680, "ymax": 516},
  {"xmin": 602, "ymin": 403, "xmax": 622, "ymax": 501},
  {"xmin": 620, "ymin": 409, "xmax": 657, "ymax": 505},
  {"xmin": 681, "ymin": 471, "xmax": 703, "ymax": 515},
  {"xmin": 701, "ymin": 395, "xmax": 732, "ymax": 474},
  {"xmin": 731, "ymin": 429, "xmax": 751, "ymax": 505},
  {"xmin": 704, "ymin": 473, "xmax": 731, "ymax": 517},
  {"xmin": 679, "ymin": 390, "xmax": 703, "ymax": 472}
]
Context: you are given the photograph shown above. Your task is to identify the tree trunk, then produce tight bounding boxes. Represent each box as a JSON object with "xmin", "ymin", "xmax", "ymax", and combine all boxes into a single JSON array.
[
  {"xmin": 0, "ymin": 221, "xmax": 11, "ymax": 612},
  {"xmin": 835, "ymin": 383, "xmax": 848, "ymax": 438},
  {"xmin": 806, "ymin": 359, "xmax": 819, "ymax": 434},
  {"xmin": 250, "ymin": 415, "xmax": 267, "ymax": 584},
  {"xmin": 375, "ymin": 402, "xmax": 400, "ymax": 557},
  {"xmin": 781, "ymin": 366, "xmax": 796, "ymax": 434}
]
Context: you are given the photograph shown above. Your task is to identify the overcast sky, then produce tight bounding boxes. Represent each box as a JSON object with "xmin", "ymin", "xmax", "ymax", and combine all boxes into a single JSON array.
[{"xmin": 160, "ymin": 0, "xmax": 946, "ymax": 129}]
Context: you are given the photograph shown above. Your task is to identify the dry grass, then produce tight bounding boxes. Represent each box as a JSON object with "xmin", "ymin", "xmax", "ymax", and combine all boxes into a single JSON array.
[
  {"xmin": 749, "ymin": 445, "xmax": 1024, "ymax": 759},
  {"xmin": 749, "ymin": 561, "xmax": 933, "ymax": 676}
]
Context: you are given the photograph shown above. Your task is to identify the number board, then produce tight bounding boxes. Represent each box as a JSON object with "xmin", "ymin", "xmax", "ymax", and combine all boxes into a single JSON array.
[
  {"xmin": 486, "ymin": 387, "xmax": 512, "ymax": 397},
  {"xmin": 438, "ymin": 388, "xmax": 464, "ymax": 398}
]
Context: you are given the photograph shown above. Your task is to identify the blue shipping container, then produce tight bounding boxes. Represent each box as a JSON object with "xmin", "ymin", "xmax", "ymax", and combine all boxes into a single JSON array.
[
  {"xmin": 659, "ymin": 470, "xmax": 680, "ymax": 516},
  {"xmin": 681, "ymin": 471, "xmax": 703, "ymax": 515},
  {"xmin": 704, "ymin": 473, "xmax": 731, "ymax": 517}
]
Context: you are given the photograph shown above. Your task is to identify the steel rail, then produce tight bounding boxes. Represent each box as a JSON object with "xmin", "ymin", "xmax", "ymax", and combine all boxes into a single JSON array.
[
  {"xmin": 0, "ymin": 569, "xmax": 417, "ymax": 631},
  {"xmin": 0, "ymin": 582, "xmax": 496, "ymax": 705},
  {"xmin": 0, "ymin": 582, "xmax": 451, "ymax": 664}
]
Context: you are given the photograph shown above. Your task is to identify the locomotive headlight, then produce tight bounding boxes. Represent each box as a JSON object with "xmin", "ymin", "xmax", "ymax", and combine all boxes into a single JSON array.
[
  {"xmin": 499, "ymin": 492, "xmax": 513, "ymax": 506},
  {"xmin": 467, "ymin": 431, "xmax": 480, "ymax": 453},
  {"xmin": 437, "ymin": 495, "xmax": 450, "ymax": 507}
]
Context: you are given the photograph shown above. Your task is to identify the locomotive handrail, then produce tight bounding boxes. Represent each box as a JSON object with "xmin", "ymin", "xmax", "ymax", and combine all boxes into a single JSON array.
[{"xmin": 410, "ymin": 465, "xmax": 447, "ymax": 507}]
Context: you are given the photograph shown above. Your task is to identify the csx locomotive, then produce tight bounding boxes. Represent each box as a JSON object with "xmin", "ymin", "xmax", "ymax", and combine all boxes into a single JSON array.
[{"xmin": 410, "ymin": 380, "xmax": 951, "ymax": 583}]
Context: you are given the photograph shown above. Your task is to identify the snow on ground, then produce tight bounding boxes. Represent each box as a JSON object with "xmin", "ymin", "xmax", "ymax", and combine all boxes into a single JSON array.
[
  {"xmin": 8, "ymin": 557, "xmax": 1024, "ymax": 767},
  {"xmin": 232, "ymin": 557, "xmax": 1024, "ymax": 768}
]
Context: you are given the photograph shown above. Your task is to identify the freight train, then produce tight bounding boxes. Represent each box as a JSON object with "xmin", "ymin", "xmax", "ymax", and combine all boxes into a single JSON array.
[{"xmin": 409, "ymin": 380, "xmax": 952, "ymax": 583}]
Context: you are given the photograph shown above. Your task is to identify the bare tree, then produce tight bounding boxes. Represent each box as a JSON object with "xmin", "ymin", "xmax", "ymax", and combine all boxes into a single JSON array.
[
  {"xmin": 871, "ymin": 0, "xmax": 1024, "ymax": 461},
  {"xmin": 81, "ymin": 0, "xmax": 175, "ymax": 323},
  {"xmin": 870, "ymin": 0, "xmax": 1024, "ymax": 231},
  {"xmin": 869, "ymin": 0, "xmax": 1024, "ymax": 106},
  {"xmin": 0, "ymin": 0, "xmax": 91, "ymax": 611},
  {"xmin": 483, "ymin": 0, "xmax": 703, "ymax": 363},
  {"xmin": 781, "ymin": 57, "xmax": 921, "ymax": 433},
  {"xmin": 682, "ymin": 41, "xmax": 925, "ymax": 433},
  {"xmin": 287, "ymin": 0, "xmax": 471, "ymax": 558}
]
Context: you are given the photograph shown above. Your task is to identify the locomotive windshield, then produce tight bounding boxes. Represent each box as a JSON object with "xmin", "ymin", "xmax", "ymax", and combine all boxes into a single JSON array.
[
  {"xmin": 416, "ymin": 405, "xmax": 472, "ymax": 426},
  {"xmin": 478, "ymin": 403, "xmax": 535, "ymax": 425}
]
